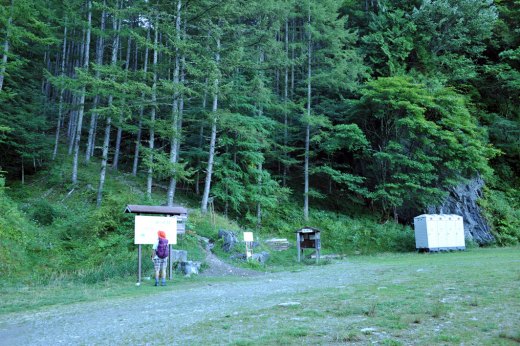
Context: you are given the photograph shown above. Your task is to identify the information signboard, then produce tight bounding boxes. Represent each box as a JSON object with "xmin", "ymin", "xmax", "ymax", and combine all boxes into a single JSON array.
[
  {"xmin": 243, "ymin": 232, "xmax": 253, "ymax": 242},
  {"xmin": 134, "ymin": 215, "xmax": 177, "ymax": 244}
]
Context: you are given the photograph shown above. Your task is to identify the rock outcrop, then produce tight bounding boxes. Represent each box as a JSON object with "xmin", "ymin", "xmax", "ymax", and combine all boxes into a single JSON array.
[
  {"xmin": 218, "ymin": 229, "xmax": 239, "ymax": 252},
  {"xmin": 428, "ymin": 177, "xmax": 494, "ymax": 245}
]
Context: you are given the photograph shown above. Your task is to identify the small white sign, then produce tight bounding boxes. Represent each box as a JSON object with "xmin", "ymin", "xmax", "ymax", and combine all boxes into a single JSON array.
[
  {"xmin": 134, "ymin": 215, "xmax": 177, "ymax": 244},
  {"xmin": 243, "ymin": 232, "xmax": 254, "ymax": 242}
]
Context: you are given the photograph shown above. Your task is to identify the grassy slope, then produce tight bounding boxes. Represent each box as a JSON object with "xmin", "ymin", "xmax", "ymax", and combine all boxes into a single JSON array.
[{"xmin": 1, "ymin": 155, "xmax": 418, "ymax": 281}]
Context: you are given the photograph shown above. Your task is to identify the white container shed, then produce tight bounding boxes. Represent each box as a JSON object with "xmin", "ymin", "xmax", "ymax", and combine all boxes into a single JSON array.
[{"xmin": 414, "ymin": 214, "xmax": 465, "ymax": 251}]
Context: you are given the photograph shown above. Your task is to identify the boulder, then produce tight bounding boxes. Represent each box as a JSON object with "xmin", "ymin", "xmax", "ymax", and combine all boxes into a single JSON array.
[
  {"xmin": 252, "ymin": 251, "xmax": 270, "ymax": 264},
  {"xmin": 170, "ymin": 250, "xmax": 188, "ymax": 262},
  {"xmin": 230, "ymin": 253, "xmax": 247, "ymax": 261},
  {"xmin": 428, "ymin": 176, "xmax": 494, "ymax": 245},
  {"xmin": 218, "ymin": 229, "xmax": 239, "ymax": 252},
  {"xmin": 178, "ymin": 261, "xmax": 201, "ymax": 276}
]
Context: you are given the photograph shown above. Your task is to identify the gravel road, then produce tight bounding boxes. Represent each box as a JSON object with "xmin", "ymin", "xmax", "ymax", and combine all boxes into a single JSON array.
[{"xmin": 0, "ymin": 260, "xmax": 361, "ymax": 345}]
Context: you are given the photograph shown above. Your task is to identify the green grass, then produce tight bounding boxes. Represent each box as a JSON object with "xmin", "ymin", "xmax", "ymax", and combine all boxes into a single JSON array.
[
  {"xmin": 168, "ymin": 247, "xmax": 520, "ymax": 345},
  {"xmin": 0, "ymin": 274, "xmax": 239, "ymax": 315},
  {"xmin": 1, "ymin": 247, "xmax": 518, "ymax": 345}
]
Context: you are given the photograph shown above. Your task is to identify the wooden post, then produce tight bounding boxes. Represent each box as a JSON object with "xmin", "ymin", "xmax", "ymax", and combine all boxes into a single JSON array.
[
  {"xmin": 297, "ymin": 232, "xmax": 301, "ymax": 262},
  {"xmin": 137, "ymin": 244, "xmax": 142, "ymax": 284},
  {"xmin": 169, "ymin": 244, "xmax": 173, "ymax": 280},
  {"xmin": 316, "ymin": 232, "xmax": 320, "ymax": 263}
]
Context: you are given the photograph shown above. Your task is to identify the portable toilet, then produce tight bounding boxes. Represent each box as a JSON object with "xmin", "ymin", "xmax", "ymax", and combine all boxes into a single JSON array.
[{"xmin": 414, "ymin": 214, "xmax": 465, "ymax": 251}]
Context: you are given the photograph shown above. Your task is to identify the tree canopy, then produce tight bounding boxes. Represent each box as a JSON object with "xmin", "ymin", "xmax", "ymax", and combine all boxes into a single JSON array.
[{"xmin": 0, "ymin": 0, "xmax": 518, "ymax": 235}]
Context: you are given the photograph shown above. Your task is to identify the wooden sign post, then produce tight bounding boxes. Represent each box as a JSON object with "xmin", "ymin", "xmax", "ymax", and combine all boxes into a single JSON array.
[{"xmin": 244, "ymin": 232, "xmax": 254, "ymax": 260}]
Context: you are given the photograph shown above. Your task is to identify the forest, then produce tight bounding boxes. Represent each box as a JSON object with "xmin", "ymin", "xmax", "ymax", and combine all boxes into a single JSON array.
[{"xmin": 0, "ymin": 0, "xmax": 519, "ymax": 279}]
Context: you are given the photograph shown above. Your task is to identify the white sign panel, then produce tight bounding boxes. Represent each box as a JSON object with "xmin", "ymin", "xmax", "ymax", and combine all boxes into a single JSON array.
[
  {"xmin": 243, "ymin": 232, "xmax": 254, "ymax": 242},
  {"xmin": 134, "ymin": 216, "xmax": 177, "ymax": 244}
]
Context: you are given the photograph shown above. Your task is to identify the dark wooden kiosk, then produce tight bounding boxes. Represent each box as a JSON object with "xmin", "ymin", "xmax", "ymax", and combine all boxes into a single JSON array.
[
  {"xmin": 125, "ymin": 205, "xmax": 188, "ymax": 285},
  {"xmin": 296, "ymin": 227, "xmax": 321, "ymax": 263}
]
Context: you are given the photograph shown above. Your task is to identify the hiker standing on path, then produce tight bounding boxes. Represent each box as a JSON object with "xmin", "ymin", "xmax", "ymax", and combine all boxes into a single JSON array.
[{"xmin": 152, "ymin": 230, "xmax": 169, "ymax": 286}]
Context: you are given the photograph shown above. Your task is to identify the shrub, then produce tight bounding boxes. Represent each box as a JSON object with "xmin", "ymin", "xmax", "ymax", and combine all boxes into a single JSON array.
[
  {"xmin": 29, "ymin": 199, "xmax": 60, "ymax": 226},
  {"xmin": 480, "ymin": 187, "xmax": 520, "ymax": 246},
  {"xmin": 262, "ymin": 203, "xmax": 415, "ymax": 254}
]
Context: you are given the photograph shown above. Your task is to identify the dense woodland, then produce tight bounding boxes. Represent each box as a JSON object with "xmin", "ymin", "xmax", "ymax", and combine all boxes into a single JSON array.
[{"xmin": 0, "ymin": 0, "xmax": 519, "ymax": 249}]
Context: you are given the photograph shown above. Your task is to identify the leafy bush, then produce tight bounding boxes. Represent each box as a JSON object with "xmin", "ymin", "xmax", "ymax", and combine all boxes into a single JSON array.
[
  {"xmin": 0, "ymin": 177, "xmax": 34, "ymax": 277},
  {"xmin": 262, "ymin": 203, "xmax": 415, "ymax": 255},
  {"xmin": 480, "ymin": 187, "xmax": 520, "ymax": 246},
  {"xmin": 29, "ymin": 199, "xmax": 60, "ymax": 226}
]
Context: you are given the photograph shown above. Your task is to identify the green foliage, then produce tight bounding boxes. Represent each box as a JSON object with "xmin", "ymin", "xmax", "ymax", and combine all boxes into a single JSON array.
[
  {"xmin": 411, "ymin": 0, "xmax": 498, "ymax": 81},
  {"xmin": 0, "ymin": 176, "xmax": 33, "ymax": 277},
  {"xmin": 0, "ymin": 0, "xmax": 54, "ymax": 176},
  {"xmin": 362, "ymin": 8, "xmax": 416, "ymax": 76},
  {"xmin": 27, "ymin": 199, "xmax": 61, "ymax": 226},
  {"xmin": 0, "ymin": 0, "xmax": 519, "ymax": 287},
  {"xmin": 480, "ymin": 187, "xmax": 520, "ymax": 246},
  {"xmin": 262, "ymin": 202, "xmax": 415, "ymax": 255},
  {"xmin": 350, "ymin": 77, "xmax": 497, "ymax": 215}
]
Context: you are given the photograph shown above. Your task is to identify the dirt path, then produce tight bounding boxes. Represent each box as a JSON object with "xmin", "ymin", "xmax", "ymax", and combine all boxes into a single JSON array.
[
  {"xmin": 198, "ymin": 236, "xmax": 261, "ymax": 277},
  {"xmin": 0, "ymin": 260, "xmax": 361, "ymax": 345}
]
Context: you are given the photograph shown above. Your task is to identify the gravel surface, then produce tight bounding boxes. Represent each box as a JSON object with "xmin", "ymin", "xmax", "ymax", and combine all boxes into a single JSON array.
[
  {"xmin": 0, "ymin": 261, "xmax": 357, "ymax": 345},
  {"xmin": 198, "ymin": 236, "xmax": 261, "ymax": 278}
]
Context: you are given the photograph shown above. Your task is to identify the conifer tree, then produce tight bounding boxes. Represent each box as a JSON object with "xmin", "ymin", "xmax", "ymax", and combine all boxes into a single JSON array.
[{"xmin": 71, "ymin": 0, "xmax": 92, "ymax": 184}]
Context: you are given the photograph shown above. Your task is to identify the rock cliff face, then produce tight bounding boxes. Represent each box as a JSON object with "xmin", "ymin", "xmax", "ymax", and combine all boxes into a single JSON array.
[{"xmin": 428, "ymin": 177, "xmax": 495, "ymax": 245}]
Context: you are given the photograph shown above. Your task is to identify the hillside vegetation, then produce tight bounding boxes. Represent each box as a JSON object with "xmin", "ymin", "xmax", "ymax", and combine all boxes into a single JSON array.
[
  {"xmin": 0, "ymin": 159, "xmax": 418, "ymax": 282},
  {"xmin": 1, "ymin": 0, "xmax": 519, "ymax": 282}
]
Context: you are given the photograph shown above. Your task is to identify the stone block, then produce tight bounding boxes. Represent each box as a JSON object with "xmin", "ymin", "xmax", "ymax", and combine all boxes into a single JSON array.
[
  {"xmin": 170, "ymin": 250, "xmax": 188, "ymax": 262},
  {"xmin": 178, "ymin": 261, "xmax": 201, "ymax": 276}
]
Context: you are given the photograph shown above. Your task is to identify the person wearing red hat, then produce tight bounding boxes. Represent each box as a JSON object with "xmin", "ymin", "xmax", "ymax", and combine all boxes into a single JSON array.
[{"xmin": 151, "ymin": 230, "xmax": 169, "ymax": 286}]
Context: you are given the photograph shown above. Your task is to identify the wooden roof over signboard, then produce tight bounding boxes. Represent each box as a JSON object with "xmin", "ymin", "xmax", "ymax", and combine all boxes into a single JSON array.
[
  {"xmin": 296, "ymin": 226, "xmax": 321, "ymax": 233},
  {"xmin": 124, "ymin": 204, "xmax": 188, "ymax": 215}
]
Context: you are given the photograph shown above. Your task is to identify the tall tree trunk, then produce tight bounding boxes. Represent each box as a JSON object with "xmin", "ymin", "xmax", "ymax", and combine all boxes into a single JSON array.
[
  {"xmin": 111, "ymin": 128, "xmax": 122, "ymax": 169},
  {"xmin": 201, "ymin": 33, "xmax": 220, "ymax": 214},
  {"xmin": 167, "ymin": 0, "xmax": 182, "ymax": 206},
  {"xmin": 175, "ymin": 53, "xmax": 185, "ymax": 180},
  {"xmin": 42, "ymin": 48, "xmax": 51, "ymax": 99},
  {"xmin": 112, "ymin": 35, "xmax": 131, "ymax": 170},
  {"xmin": 86, "ymin": 0, "xmax": 106, "ymax": 162},
  {"xmin": 90, "ymin": 116, "xmax": 98, "ymax": 158},
  {"xmin": 52, "ymin": 21, "xmax": 68, "ymax": 160},
  {"xmin": 68, "ymin": 96, "xmax": 77, "ymax": 154},
  {"xmin": 132, "ymin": 28, "xmax": 150, "ymax": 176},
  {"xmin": 283, "ymin": 17, "xmax": 289, "ymax": 187},
  {"xmin": 291, "ymin": 19, "xmax": 295, "ymax": 101},
  {"xmin": 304, "ymin": 5, "xmax": 312, "ymax": 221},
  {"xmin": 72, "ymin": 0, "xmax": 92, "ymax": 184},
  {"xmin": 256, "ymin": 49, "xmax": 265, "ymax": 228},
  {"xmin": 195, "ymin": 78, "xmax": 208, "ymax": 195},
  {"xmin": 257, "ymin": 162, "xmax": 262, "ymax": 227},
  {"xmin": 0, "ymin": 34, "xmax": 9, "ymax": 92},
  {"xmin": 0, "ymin": 0, "xmax": 13, "ymax": 92},
  {"xmin": 147, "ymin": 15, "xmax": 159, "ymax": 199},
  {"xmin": 96, "ymin": 9, "xmax": 121, "ymax": 207}
]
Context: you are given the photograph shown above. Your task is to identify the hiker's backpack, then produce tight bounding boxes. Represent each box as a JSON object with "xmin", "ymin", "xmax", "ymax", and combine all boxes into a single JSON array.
[{"xmin": 156, "ymin": 237, "xmax": 169, "ymax": 259}]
